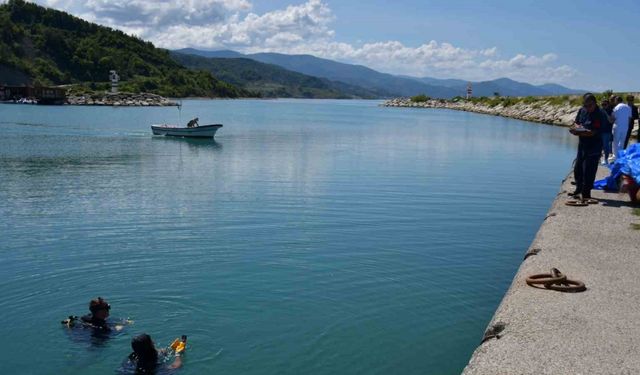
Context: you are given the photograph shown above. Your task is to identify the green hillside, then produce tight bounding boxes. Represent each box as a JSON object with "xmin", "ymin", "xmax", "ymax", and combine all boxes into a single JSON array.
[
  {"xmin": 171, "ymin": 52, "xmax": 377, "ymax": 99},
  {"xmin": 0, "ymin": 0, "xmax": 249, "ymax": 98}
]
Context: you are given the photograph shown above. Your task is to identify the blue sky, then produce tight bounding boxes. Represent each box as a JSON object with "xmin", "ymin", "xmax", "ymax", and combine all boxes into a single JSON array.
[{"xmin": 29, "ymin": 0, "xmax": 640, "ymax": 90}]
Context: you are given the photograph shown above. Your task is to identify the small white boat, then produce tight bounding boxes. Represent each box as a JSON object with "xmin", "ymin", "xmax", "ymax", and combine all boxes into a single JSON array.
[{"xmin": 151, "ymin": 124, "xmax": 223, "ymax": 138}]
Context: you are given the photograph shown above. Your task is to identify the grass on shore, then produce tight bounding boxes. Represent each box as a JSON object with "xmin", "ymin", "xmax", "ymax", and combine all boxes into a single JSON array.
[{"xmin": 451, "ymin": 90, "xmax": 638, "ymax": 108}]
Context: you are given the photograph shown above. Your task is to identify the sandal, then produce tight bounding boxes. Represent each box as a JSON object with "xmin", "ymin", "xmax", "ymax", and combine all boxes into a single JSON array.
[
  {"xmin": 583, "ymin": 198, "xmax": 598, "ymax": 205},
  {"xmin": 565, "ymin": 200, "xmax": 588, "ymax": 207}
]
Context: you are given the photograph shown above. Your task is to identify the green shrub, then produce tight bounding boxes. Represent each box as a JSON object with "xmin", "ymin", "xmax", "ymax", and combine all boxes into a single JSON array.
[{"xmin": 411, "ymin": 94, "xmax": 430, "ymax": 102}]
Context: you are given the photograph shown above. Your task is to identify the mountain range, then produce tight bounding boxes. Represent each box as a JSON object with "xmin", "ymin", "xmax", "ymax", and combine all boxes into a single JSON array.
[
  {"xmin": 176, "ymin": 48, "xmax": 584, "ymax": 99},
  {"xmin": 170, "ymin": 52, "xmax": 378, "ymax": 99}
]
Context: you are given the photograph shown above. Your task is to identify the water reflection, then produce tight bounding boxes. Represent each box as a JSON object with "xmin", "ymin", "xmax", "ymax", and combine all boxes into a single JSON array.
[{"xmin": 151, "ymin": 136, "xmax": 223, "ymax": 152}]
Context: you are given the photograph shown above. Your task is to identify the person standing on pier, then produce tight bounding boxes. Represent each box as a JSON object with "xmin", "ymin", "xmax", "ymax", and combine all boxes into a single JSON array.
[
  {"xmin": 600, "ymin": 98, "xmax": 614, "ymax": 164},
  {"xmin": 570, "ymin": 93, "xmax": 606, "ymax": 201},
  {"xmin": 612, "ymin": 96, "xmax": 631, "ymax": 158},
  {"xmin": 625, "ymin": 95, "xmax": 638, "ymax": 148}
]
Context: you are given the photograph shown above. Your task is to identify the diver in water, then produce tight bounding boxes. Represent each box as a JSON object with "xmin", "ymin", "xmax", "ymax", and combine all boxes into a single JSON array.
[
  {"xmin": 81, "ymin": 297, "xmax": 112, "ymax": 331},
  {"xmin": 61, "ymin": 297, "xmax": 128, "ymax": 332},
  {"xmin": 126, "ymin": 333, "xmax": 187, "ymax": 374}
]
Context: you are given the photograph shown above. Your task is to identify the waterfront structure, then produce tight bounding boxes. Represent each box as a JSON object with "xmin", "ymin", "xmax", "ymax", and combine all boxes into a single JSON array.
[
  {"xmin": 466, "ymin": 83, "xmax": 473, "ymax": 99},
  {"xmin": 109, "ymin": 70, "xmax": 119, "ymax": 94},
  {"xmin": 0, "ymin": 85, "xmax": 66, "ymax": 104}
]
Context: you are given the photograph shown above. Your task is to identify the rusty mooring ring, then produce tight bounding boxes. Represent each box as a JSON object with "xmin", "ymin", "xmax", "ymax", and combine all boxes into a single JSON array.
[
  {"xmin": 544, "ymin": 279, "xmax": 586, "ymax": 293},
  {"xmin": 526, "ymin": 268, "xmax": 566, "ymax": 286},
  {"xmin": 526, "ymin": 268, "xmax": 586, "ymax": 293}
]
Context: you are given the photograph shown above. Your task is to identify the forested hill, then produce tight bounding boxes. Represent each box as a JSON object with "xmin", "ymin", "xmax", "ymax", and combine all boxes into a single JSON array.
[
  {"xmin": 0, "ymin": 0, "xmax": 249, "ymax": 98},
  {"xmin": 171, "ymin": 52, "xmax": 378, "ymax": 99}
]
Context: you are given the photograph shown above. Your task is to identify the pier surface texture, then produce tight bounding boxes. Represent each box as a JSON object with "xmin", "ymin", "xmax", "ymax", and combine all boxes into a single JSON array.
[{"xmin": 463, "ymin": 167, "xmax": 639, "ymax": 375}]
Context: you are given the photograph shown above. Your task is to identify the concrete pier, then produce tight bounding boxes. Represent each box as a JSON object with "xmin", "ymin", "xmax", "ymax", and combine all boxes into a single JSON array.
[{"xmin": 463, "ymin": 167, "xmax": 639, "ymax": 374}]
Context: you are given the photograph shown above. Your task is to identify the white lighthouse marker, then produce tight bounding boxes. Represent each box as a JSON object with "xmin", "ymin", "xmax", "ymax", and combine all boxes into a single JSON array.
[{"xmin": 109, "ymin": 70, "xmax": 120, "ymax": 94}]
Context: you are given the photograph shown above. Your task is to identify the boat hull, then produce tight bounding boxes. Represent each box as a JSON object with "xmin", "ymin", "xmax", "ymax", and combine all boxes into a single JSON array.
[{"xmin": 151, "ymin": 124, "xmax": 222, "ymax": 138}]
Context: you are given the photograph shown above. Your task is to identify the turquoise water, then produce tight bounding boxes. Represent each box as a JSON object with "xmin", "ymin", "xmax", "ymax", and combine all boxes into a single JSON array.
[{"xmin": 0, "ymin": 99, "xmax": 576, "ymax": 375}]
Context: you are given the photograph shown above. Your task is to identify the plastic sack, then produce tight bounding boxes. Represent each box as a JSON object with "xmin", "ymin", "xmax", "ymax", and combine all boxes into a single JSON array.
[{"xmin": 594, "ymin": 143, "xmax": 640, "ymax": 190}]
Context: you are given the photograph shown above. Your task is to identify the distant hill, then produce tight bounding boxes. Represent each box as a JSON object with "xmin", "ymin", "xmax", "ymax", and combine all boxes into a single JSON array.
[
  {"xmin": 404, "ymin": 77, "xmax": 584, "ymax": 97},
  {"xmin": 535, "ymin": 83, "xmax": 584, "ymax": 95},
  {"xmin": 0, "ymin": 0, "xmax": 249, "ymax": 98},
  {"xmin": 180, "ymin": 49, "xmax": 461, "ymax": 98},
  {"xmin": 183, "ymin": 48, "xmax": 584, "ymax": 98},
  {"xmin": 171, "ymin": 51, "xmax": 378, "ymax": 99},
  {"xmin": 175, "ymin": 48, "xmax": 245, "ymax": 59}
]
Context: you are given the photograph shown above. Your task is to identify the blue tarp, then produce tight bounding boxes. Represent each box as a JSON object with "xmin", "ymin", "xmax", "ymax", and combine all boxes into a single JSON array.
[{"xmin": 594, "ymin": 143, "xmax": 640, "ymax": 190}]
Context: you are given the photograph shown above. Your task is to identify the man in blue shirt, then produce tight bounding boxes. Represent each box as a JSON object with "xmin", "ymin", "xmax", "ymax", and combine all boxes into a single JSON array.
[{"xmin": 570, "ymin": 93, "xmax": 606, "ymax": 201}]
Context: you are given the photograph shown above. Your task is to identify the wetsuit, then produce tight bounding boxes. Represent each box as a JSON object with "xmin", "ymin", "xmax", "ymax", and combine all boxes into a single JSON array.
[
  {"xmin": 81, "ymin": 314, "xmax": 111, "ymax": 331},
  {"xmin": 573, "ymin": 106, "xmax": 606, "ymax": 199}
]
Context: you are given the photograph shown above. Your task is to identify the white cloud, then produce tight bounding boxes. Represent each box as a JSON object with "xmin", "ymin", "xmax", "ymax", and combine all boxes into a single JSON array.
[
  {"xmin": 37, "ymin": 0, "xmax": 251, "ymax": 27},
  {"xmin": 26, "ymin": 0, "xmax": 577, "ymax": 84}
]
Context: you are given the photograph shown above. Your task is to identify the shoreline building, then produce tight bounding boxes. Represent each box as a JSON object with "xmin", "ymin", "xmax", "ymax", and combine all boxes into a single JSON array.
[
  {"xmin": 466, "ymin": 83, "xmax": 473, "ymax": 99},
  {"xmin": 0, "ymin": 85, "xmax": 66, "ymax": 105}
]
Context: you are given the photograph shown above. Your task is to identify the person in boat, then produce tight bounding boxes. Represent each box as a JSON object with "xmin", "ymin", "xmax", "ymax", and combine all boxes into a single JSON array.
[
  {"xmin": 126, "ymin": 333, "xmax": 187, "ymax": 373},
  {"xmin": 186, "ymin": 118, "xmax": 199, "ymax": 128},
  {"xmin": 61, "ymin": 297, "xmax": 127, "ymax": 332}
]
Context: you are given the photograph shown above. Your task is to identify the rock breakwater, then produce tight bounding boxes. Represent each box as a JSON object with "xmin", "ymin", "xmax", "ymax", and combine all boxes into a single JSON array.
[
  {"xmin": 382, "ymin": 98, "xmax": 578, "ymax": 126},
  {"xmin": 66, "ymin": 92, "xmax": 178, "ymax": 106}
]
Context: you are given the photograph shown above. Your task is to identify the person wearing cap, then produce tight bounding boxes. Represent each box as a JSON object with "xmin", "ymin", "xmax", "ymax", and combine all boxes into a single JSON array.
[
  {"xmin": 612, "ymin": 96, "xmax": 631, "ymax": 158},
  {"xmin": 569, "ymin": 93, "xmax": 606, "ymax": 201},
  {"xmin": 80, "ymin": 297, "xmax": 112, "ymax": 331},
  {"xmin": 625, "ymin": 95, "xmax": 638, "ymax": 148}
]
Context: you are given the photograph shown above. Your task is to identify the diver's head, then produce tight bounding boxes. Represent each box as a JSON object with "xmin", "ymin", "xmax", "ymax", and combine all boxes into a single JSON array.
[
  {"xmin": 89, "ymin": 297, "xmax": 111, "ymax": 320},
  {"xmin": 131, "ymin": 334, "xmax": 158, "ymax": 370}
]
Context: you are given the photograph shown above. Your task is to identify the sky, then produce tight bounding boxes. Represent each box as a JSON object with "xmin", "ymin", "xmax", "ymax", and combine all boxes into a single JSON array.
[{"xmin": 20, "ymin": 0, "xmax": 640, "ymax": 90}]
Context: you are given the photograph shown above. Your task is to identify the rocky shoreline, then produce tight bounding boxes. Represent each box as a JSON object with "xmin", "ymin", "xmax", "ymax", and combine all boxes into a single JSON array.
[
  {"xmin": 65, "ymin": 92, "xmax": 178, "ymax": 106},
  {"xmin": 382, "ymin": 97, "xmax": 578, "ymax": 127}
]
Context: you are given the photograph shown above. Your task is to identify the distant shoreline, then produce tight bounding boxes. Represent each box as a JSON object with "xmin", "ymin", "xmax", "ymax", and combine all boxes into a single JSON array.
[
  {"xmin": 382, "ymin": 97, "xmax": 578, "ymax": 127},
  {"xmin": 1, "ymin": 96, "xmax": 383, "ymax": 107},
  {"xmin": 382, "ymin": 96, "xmax": 640, "ymax": 133}
]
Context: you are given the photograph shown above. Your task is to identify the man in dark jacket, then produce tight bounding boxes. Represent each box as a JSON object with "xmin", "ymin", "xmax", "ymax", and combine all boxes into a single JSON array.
[
  {"xmin": 600, "ymin": 98, "xmax": 614, "ymax": 164},
  {"xmin": 625, "ymin": 95, "xmax": 638, "ymax": 147},
  {"xmin": 570, "ymin": 93, "xmax": 607, "ymax": 201}
]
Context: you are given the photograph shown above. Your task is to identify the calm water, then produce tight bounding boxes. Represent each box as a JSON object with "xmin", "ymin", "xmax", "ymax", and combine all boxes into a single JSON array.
[{"xmin": 0, "ymin": 99, "xmax": 576, "ymax": 375}]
